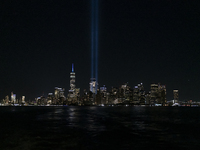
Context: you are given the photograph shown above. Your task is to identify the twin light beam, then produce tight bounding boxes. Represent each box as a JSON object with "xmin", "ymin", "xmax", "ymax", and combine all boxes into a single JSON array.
[{"xmin": 91, "ymin": 0, "xmax": 98, "ymax": 83}]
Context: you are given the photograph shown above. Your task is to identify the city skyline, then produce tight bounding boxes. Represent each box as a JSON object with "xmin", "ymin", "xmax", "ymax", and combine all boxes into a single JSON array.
[
  {"xmin": 0, "ymin": 63, "xmax": 181, "ymax": 104},
  {"xmin": 0, "ymin": 62, "xmax": 180, "ymax": 102},
  {"xmin": 1, "ymin": 1, "xmax": 200, "ymax": 101}
]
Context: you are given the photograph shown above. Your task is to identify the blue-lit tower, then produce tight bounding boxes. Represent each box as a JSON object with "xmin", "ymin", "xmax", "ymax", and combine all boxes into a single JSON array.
[
  {"xmin": 69, "ymin": 63, "xmax": 76, "ymax": 98},
  {"xmin": 68, "ymin": 63, "xmax": 80, "ymax": 104},
  {"xmin": 90, "ymin": 0, "xmax": 98, "ymax": 94}
]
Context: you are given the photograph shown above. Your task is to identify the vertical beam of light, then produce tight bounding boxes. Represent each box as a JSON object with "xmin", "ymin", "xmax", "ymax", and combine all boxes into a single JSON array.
[
  {"xmin": 95, "ymin": 0, "xmax": 98, "ymax": 83},
  {"xmin": 91, "ymin": 0, "xmax": 94, "ymax": 78},
  {"xmin": 91, "ymin": 0, "xmax": 98, "ymax": 82}
]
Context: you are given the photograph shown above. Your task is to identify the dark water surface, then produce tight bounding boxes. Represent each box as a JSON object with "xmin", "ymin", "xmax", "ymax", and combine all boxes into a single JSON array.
[{"xmin": 0, "ymin": 106, "xmax": 200, "ymax": 150}]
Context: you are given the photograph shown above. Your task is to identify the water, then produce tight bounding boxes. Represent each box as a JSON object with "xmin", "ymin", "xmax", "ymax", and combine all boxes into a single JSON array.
[{"xmin": 0, "ymin": 106, "xmax": 200, "ymax": 150}]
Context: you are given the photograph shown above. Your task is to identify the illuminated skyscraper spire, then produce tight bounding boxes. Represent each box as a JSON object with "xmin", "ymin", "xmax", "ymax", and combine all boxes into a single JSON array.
[{"xmin": 72, "ymin": 63, "xmax": 74, "ymax": 72}]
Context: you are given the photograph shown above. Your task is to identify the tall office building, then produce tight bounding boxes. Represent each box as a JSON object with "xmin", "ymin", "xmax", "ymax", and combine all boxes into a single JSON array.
[
  {"xmin": 100, "ymin": 85, "xmax": 107, "ymax": 96},
  {"xmin": 173, "ymin": 90, "xmax": 179, "ymax": 103},
  {"xmin": 150, "ymin": 83, "xmax": 166, "ymax": 105},
  {"xmin": 68, "ymin": 64, "xmax": 79, "ymax": 104},
  {"xmin": 133, "ymin": 83, "xmax": 145, "ymax": 104},
  {"xmin": 55, "ymin": 88, "xmax": 59, "ymax": 99},
  {"xmin": 150, "ymin": 84, "xmax": 158, "ymax": 104},
  {"xmin": 70, "ymin": 64, "xmax": 76, "ymax": 91},
  {"xmin": 11, "ymin": 92, "xmax": 16, "ymax": 104},
  {"xmin": 22, "ymin": 96, "xmax": 25, "ymax": 104},
  {"xmin": 11, "ymin": 92, "xmax": 13, "ymax": 101},
  {"xmin": 69, "ymin": 64, "xmax": 76, "ymax": 98},
  {"xmin": 120, "ymin": 83, "xmax": 132, "ymax": 102},
  {"xmin": 100, "ymin": 85, "xmax": 107, "ymax": 104},
  {"xmin": 158, "ymin": 84, "xmax": 166, "ymax": 104},
  {"xmin": 90, "ymin": 78, "xmax": 98, "ymax": 94},
  {"xmin": 138, "ymin": 83, "xmax": 145, "ymax": 105},
  {"xmin": 133, "ymin": 86, "xmax": 140, "ymax": 104},
  {"xmin": 5, "ymin": 95, "xmax": 9, "ymax": 104},
  {"xmin": 54, "ymin": 87, "xmax": 65, "ymax": 104},
  {"xmin": 47, "ymin": 93, "xmax": 53, "ymax": 104}
]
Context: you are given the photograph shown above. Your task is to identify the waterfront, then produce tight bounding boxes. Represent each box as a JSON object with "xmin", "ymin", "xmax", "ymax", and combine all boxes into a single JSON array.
[{"xmin": 0, "ymin": 106, "xmax": 200, "ymax": 150}]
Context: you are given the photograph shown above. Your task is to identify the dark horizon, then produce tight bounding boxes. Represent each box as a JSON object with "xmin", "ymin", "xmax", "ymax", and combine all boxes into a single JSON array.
[{"xmin": 1, "ymin": 0, "xmax": 200, "ymax": 101}]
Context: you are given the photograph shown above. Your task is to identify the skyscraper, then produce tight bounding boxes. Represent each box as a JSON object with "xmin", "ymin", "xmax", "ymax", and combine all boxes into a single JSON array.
[
  {"xmin": 69, "ymin": 64, "xmax": 76, "ymax": 99},
  {"xmin": 150, "ymin": 83, "xmax": 166, "ymax": 105},
  {"xmin": 150, "ymin": 84, "xmax": 158, "ymax": 105},
  {"xmin": 68, "ymin": 63, "xmax": 80, "ymax": 104},
  {"xmin": 11, "ymin": 92, "xmax": 16, "ymax": 104},
  {"xmin": 90, "ymin": 78, "xmax": 98, "ymax": 94},
  {"xmin": 54, "ymin": 87, "xmax": 65, "ymax": 104},
  {"xmin": 173, "ymin": 90, "xmax": 179, "ymax": 103},
  {"xmin": 22, "ymin": 96, "xmax": 25, "ymax": 104}
]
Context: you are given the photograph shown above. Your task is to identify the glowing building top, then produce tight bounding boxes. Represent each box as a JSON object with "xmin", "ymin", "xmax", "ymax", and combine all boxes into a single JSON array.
[
  {"xmin": 72, "ymin": 63, "xmax": 74, "ymax": 72},
  {"xmin": 90, "ymin": 78, "xmax": 98, "ymax": 94}
]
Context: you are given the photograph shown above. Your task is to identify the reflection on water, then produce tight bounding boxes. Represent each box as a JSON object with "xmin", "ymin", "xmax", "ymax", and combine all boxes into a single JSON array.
[{"xmin": 0, "ymin": 106, "xmax": 200, "ymax": 149}]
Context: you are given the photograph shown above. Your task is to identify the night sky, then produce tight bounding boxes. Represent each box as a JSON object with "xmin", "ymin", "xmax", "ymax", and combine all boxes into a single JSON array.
[{"xmin": 1, "ymin": 0, "xmax": 200, "ymax": 101}]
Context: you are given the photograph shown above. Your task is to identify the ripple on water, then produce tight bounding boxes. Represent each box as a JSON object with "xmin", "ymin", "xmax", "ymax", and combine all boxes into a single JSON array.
[{"xmin": 1, "ymin": 106, "xmax": 200, "ymax": 149}]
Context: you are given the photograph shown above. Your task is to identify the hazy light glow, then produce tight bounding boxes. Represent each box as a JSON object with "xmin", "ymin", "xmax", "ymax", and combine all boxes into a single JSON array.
[
  {"xmin": 72, "ymin": 63, "xmax": 74, "ymax": 72},
  {"xmin": 91, "ymin": 0, "xmax": 98, "ymax": 82}
]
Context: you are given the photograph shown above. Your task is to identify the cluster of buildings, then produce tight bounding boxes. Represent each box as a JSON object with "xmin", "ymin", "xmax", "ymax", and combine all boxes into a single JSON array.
[
  {"xmin": 83, "ymin": 82, "xmax": 176, "ymax": 106},
  {"xmin": 1, "ymin": 92, "xmax": 25, "ymax": 106},
  {"xmin": 0, "ymin": 64, "xmax": 198, "ymax": 106},
  {"xmin": 35, "ymin": 64, "xmax": 80, "ymax": 105}
]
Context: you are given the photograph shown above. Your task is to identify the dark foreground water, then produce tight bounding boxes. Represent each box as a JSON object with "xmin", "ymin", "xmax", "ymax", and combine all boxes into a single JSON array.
[{"xmin": 0, "ymin": 106, "xmax": 200, "ymax": 150}]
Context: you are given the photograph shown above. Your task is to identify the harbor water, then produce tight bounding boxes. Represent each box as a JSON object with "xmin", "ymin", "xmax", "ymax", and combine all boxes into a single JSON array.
[{"xmin": 0, "ymin": 106, "xmax": 200, "ymax": 150}]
